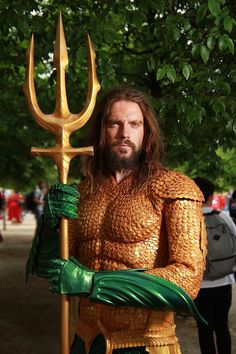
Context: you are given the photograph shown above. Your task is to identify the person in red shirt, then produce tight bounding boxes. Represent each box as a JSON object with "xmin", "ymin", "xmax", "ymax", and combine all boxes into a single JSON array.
[{"xmin": 7, "ymin": 191, "xmax": 24, "ymax": 223}]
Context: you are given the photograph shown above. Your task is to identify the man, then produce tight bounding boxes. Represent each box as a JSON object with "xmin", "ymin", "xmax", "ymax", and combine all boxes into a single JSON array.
[
  {"xmin": 193, "ymin": 177, "xmax": 236, "ymax": 354},
  {"xmin": 27, "ymin": 88, "xmax": 207, "ymax": 354}
]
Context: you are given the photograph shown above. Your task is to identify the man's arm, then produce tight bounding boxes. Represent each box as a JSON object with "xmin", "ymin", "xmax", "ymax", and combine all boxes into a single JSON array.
[
  {"xmin": 146, "ymin": 170, "xmax": 207, "ymax": 300},
  {"xmin": 147, "ymin": 198, "xmax": 207, "ymax": 299},
  {"xmin": 42, "ymin": 256, "xmax": 207, "ymax": 324}
]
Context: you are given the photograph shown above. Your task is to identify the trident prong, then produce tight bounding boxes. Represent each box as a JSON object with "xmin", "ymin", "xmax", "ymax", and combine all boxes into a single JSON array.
[{"xmin": 23, "ymin": 13, "xmax": 100, "ymax": 354}]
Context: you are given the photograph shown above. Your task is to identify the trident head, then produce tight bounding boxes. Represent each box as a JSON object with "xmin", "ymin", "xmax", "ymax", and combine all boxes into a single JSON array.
[{"xmin": 23, "ymin": 13, "xmax": 101, "ymax": 183}]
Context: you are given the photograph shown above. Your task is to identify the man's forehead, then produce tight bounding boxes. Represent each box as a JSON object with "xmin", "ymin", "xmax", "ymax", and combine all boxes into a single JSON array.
[
  {"xmin": 110, "ymin": 99, "xmax": 139, "ymax": 108},
  {"xmin": 108, "ymin": 100, "xmax": 143, "ymax": 118}
]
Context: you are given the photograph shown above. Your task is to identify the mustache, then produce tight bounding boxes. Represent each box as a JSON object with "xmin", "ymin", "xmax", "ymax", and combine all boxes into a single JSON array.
[{"xmin": 111, "ymin": 139, "xmax": 136, "ymax": 149}]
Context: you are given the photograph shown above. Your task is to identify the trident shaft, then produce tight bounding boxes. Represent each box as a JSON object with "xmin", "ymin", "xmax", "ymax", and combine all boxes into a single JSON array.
[{"xmin": 23, "ymin": 13, "xmax": 100, "ymax": 354}]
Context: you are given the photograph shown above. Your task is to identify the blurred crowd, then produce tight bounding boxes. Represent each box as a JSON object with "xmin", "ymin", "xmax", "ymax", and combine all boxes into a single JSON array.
[{"xmin": 0, "ymin": 181, "xmax": 48, "ymax": 225}]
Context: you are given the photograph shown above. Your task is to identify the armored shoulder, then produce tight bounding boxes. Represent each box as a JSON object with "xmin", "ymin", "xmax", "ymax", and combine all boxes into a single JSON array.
[{"xmin": 149, "ymin": 169, "xmax": 204, "ymax": 201}]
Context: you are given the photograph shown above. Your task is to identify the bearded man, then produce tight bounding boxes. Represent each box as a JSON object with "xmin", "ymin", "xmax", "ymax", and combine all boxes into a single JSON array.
[{"xmin": 27, "ymin": 88, "xmax": 207, "ymax": 354}]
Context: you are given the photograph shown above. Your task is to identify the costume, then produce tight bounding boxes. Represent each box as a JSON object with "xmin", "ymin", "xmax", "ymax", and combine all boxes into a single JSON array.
[
  {"xmin": 66, "ymin": 168, "xmax": 206, "ymax": 353},
  {"xmin": 194, "ymin": 206, "xmax": 236, "ymax": 354}
]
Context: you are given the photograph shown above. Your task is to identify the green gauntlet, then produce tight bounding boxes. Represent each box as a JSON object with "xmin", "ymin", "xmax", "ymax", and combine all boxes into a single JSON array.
[
  {"xmin": 45, "ymin": 257, "xmax": 95, "ymax": 295},
  {"xmin": 26, "ymin": 183, "xmax": 79, "ymax": 281},
  {"xmin": 44, "ymin": 183, "xmax": 79, "ymax": 229},
  {"xmin": 44, "ymin": 257, "xmax": 207, "ymax": 324}
]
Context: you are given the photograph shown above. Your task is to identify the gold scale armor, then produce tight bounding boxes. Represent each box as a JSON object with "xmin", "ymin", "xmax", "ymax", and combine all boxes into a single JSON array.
[{"xmin": 68, "ymin": 168, "xmax": 207, "ymax": 354}]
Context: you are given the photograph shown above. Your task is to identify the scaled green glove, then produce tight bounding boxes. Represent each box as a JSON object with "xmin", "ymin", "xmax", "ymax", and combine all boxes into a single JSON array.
[
  {"xmin": 26, "ymin": 183, "xmax": 79, "ymax": 281},
  {"xmin": 44, "ymin": 183, "xmax": 79, "ymax": 229},
  {"xmin": 44, "ymin": 257, "xmax": 207, "ymax": 325}
]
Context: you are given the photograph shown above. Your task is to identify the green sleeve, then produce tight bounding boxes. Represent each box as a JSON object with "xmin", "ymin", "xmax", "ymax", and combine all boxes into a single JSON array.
[{"xmin": 90, "ymin": 269, "xmax": 206, "ymax": 324}]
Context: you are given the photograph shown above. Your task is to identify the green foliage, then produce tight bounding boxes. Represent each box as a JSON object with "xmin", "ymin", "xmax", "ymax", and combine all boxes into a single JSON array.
[
  {"xmin": 215, "ymin": 147, "xmax": 236, "ymax": 190},
  {"xmin": 0, "ymin": 0, "xmax": 235, "ymax": 191}
]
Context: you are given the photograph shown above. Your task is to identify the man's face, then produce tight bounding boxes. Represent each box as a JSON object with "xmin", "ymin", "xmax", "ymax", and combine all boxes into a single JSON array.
[{"xmin": 105, "ymin": 100, "xmax": 144, "ymax": 165}]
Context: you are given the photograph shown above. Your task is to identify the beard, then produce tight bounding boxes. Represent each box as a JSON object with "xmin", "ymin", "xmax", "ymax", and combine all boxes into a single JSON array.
[{"xmin": 104, "ymin": 139, "xmax": 143, "ymax": 172}]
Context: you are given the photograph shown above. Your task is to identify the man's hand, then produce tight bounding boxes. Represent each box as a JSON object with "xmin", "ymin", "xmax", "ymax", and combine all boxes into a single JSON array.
[
  {"xmin": 44, "ymin": 183, "xmax": 79, "ymax": 229},
  {"xmin": 45, "ymin": 257, "xmax": 95, "ymax": 296}
]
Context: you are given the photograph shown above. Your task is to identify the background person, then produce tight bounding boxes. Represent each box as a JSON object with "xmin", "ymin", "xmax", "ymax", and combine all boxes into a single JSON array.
[
  {"xmin": 7, "ymin": 190, "xmax": 24, "ymax": 224},
  {"xmin": 193, "ymin": 177, "xmax": 236, "ymax": 354},
  {"xmin": 33, "ymin": 181, "xmax": 47, "ymax": 229},
  {"xmin": 229, "ymin": 190, "xmax": 236, "ymax": 225}
]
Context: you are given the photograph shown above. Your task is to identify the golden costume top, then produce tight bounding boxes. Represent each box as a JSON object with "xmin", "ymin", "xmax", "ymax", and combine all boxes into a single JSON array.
[{"xmin": 68, "ymin": 168, "xmax": 207, "ymax": 353}]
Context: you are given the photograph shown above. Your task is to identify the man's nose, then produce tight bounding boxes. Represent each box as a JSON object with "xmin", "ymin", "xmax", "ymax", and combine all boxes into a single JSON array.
[{"xmin": 119, "ymin": 123, "xmax": 130, "ymax": 139}]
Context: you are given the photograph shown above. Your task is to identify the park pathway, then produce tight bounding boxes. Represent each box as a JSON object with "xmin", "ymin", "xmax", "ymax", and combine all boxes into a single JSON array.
[{"xmin": 0, "ymin": 213, "xmax": 235, "ymax": 354}]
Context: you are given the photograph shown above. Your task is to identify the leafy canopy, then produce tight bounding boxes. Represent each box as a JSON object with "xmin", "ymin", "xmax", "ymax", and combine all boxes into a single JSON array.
[{"xmin": 0, "ymin": 0, "xmax": 235, "ymax": 191}]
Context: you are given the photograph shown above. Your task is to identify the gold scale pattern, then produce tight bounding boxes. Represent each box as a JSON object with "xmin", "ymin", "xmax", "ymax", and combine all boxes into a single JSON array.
[{"xmin": 68, "ymin": 168, "xmax": 207, "ymax": 353}]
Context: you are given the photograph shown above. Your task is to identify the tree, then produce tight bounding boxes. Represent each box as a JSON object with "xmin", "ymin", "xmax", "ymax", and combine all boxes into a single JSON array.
[{"xmin": 0, "ymin": 0, "xmax": 235, "ymax": 190}]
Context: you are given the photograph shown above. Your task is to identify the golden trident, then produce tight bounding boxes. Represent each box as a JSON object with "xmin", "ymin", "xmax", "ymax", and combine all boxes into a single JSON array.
[{"xmin": 23, "ymin": 13, "xmax": 100, "ymax": 354}]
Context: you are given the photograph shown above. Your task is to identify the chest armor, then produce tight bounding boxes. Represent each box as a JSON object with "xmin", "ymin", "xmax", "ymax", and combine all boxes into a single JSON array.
[
  {"xmin": 76, "ymin": 176, "xmax": 164, "ymax": 271},
  {"xmin": 68, "ymin": 170, "xmax": 205, "ymax": 353}
]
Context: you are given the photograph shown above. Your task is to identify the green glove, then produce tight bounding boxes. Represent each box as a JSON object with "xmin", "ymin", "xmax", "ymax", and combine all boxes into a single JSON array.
[
  {"xmin": 44, "ymin": 183, "xmax": 79, "ymax": 229},
  {"xmin": 26, "ymin": 183, "xmax": 79, "ymax": 281},
  {"xmin": 44, "ymin": 257, "xmax": 94, "ymax": 295},
  {"xmin": 44, "ymin": 257, "xmax": 207, "ymax": 325}
]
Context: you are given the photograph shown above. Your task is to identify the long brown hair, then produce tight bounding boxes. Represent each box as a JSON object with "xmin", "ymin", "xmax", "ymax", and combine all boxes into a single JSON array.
[{"xmin": 85, "ymin": 88, "xmax": 164, "ymax": 192}]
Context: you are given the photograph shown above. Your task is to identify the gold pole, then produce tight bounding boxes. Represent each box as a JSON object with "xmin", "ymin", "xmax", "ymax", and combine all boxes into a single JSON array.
[{"xmin": 23, "ymin": 13, "xmax": 100, "ymax": 354}]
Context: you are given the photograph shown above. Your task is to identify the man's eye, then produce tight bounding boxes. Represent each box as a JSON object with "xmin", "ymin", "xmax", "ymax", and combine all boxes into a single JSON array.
[{"xmin": 107, "ymin": 122, "xmax": 118, "ymax": 127}]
